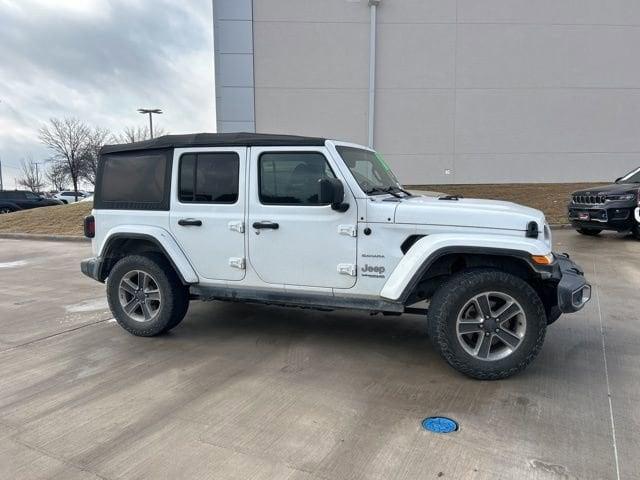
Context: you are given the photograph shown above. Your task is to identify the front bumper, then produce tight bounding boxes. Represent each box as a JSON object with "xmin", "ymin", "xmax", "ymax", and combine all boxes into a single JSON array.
[
  {"xmin": 568, "ymin": 203, "xmax": 636, "ymax": 231},
  {"xmin": 552, "ymin": 253, "xmax": 591, "ymax": 313},
  {"xmin": 80, "ymin": 257, "xmax": 103, "ymax": 282}
]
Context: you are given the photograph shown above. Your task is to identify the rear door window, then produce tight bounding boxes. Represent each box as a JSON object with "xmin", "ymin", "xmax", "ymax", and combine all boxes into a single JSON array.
[
  {"xmin": 178, "ymin": 152, "xmax": 239, "ymax": 204},
  {"xmin": 5, "ymin": 192, "xmax": 25, "ymax": 200}
]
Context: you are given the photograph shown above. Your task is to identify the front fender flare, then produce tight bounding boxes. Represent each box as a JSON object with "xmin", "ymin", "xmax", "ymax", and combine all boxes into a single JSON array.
[
  {"xmin": 380, "ymin": 234, "xmax": 551, "ymax": 302},
  {"xmin": 99, "ymin": 226, "xmax": 198, "ymax": 284}
]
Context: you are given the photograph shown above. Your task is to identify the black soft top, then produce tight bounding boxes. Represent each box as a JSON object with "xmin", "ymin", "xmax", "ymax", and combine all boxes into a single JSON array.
[{"xmin": 100, "ymin": 132, "xmax": 326, "ymax": 154}]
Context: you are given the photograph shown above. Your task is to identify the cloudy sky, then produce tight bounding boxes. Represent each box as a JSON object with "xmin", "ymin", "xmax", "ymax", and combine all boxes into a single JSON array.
[{"xmin": 0, "ymin": 0, "xmax": 215, "ymax": 188}]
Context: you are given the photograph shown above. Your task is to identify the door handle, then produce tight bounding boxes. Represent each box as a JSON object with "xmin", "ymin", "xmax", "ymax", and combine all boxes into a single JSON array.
[
  {"xmin": 178, "ymin": 218, "xmax": 203, "ymax": 227},
  {"xmin": 252, "ymin": 221, "xmax": 279, "ymax": 230}
]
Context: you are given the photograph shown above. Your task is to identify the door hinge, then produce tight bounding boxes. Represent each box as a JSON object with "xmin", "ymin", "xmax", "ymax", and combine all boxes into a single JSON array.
[
  {"xmin": 228, "ymin": 220, "xmax": 244, "ymax": 233},
  {"xmin": 337, "ymin": 263, "xmax": 357, "ymax": 276},
  {"xmin": 229, "ymin": 257, "xmax": 246, "ymax": 269},
  {"xmin": 338, "ymin": 224, "xmax": 357, "ymax": 237}
]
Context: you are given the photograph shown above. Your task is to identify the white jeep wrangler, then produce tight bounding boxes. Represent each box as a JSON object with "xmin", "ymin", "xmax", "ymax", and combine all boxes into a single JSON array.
[{"xmin": 81, "ymin": 133, "xmax": 590, "ymax": 379}]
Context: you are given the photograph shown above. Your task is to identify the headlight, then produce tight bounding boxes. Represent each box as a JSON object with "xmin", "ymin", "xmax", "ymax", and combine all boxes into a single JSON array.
[{"xmin": 607, "ymin": 194, "xmax": 635, "ymax": 201}]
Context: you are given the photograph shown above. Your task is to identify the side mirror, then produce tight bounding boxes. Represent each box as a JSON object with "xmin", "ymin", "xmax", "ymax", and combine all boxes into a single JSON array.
[{"xmin": 319, "ymin": 178, "xmax": 349, "ymax": 212}]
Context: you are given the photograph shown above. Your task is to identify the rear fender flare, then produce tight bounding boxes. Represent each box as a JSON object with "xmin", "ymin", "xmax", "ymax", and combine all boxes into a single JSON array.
[
  {"xmin": 0, "ymin": 202, "xmax": 21, "ymax": 211},
  {"xmin": 99, "ymin": 226, "xmax": 198, "ymax": 284}
]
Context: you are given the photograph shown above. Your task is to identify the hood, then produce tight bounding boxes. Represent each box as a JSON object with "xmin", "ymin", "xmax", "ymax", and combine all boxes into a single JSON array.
[
  {"xmin": 572, "ymin": 183, "xmax": 639, "ymax": 196},
  {"xmin": 394, "ymin": 195, "xmax": 546, "ymax": 232}
]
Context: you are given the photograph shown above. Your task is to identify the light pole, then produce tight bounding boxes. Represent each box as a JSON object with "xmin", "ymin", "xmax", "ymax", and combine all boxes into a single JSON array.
[
  {"xmin": 137, "ymin": 108, "xmax": 162, "ymax": 139},
  {"xmin": 34, "ymin": 161, "xmax": 45, "ymax": 193}
]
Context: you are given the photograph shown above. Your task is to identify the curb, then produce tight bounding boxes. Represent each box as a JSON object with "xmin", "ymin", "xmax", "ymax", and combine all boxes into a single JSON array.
[{"xmin": 0, "ymin": 233, "xmax": 89, "ymax": 242}]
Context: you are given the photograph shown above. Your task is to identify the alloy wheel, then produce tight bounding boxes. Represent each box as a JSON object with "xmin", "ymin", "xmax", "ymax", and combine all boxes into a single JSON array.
[
  {"xmin": 456, "ymin": 291, "xmax": 526, "ymax": 361},
  {"xmin": 118, "ymin": 270, "xmax": 162, "ymax": 322}
]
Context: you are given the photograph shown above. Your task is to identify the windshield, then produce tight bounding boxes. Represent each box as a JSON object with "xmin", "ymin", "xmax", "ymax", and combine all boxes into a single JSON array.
[
  {"xmin": 336, "ymin": 146, "xmax": 406, "ymax": 195},
  {"xmin": 618, "ymin": 167, "xmax": 640, "ymax": 183}
]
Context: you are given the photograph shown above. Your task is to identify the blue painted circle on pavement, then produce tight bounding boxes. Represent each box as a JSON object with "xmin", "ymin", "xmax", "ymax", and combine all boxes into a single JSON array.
[{"xmin": 422, "ymin": 417, "xmax": 458, "ymax": 433}]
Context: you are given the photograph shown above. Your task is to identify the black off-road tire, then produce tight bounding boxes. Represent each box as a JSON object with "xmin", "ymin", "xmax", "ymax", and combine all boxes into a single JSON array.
[
  {"xmin": 107, "ymin": 254, "xmax": 189, "ymax": 336},
  {"xmin": 427, "ymin": 269, "xmax": 547, "ymax": 380},
  {"xmin": 631, "ymin": 222, "xmax": 640, "ymax": 240},
  {"xmin": 577, "ymin": 227, "xmax": 602, "ymax": 236}
]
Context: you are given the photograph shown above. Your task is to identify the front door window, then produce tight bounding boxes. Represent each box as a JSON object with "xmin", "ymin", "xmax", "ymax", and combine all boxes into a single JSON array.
[{"xmin": 259, "ymin": 152, "xmax": 335, "ymax": 205}]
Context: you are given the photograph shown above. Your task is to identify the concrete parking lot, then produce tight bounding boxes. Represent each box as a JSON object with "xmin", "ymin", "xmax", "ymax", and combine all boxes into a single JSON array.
[{"xmin": 0, "ymin": 231, "xmax": 638, "ymax": 480}]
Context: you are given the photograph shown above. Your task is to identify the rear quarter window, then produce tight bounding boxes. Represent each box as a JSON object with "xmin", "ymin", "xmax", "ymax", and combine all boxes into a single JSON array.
[
  {"xmin": 94, "ymin": 149, "xmax": 172, "ymax": 210},
  {"xmin": 2, "ymin": 192, "xmax": 23, "ymax": 200}
]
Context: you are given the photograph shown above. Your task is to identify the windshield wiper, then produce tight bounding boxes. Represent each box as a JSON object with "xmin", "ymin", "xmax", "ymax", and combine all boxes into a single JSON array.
[
  {"xmin": 389, "ymin": 185, "xmax": 414, "ymax": 197},
  {"xmin": 365, "ymin": 186, "xmax": 402, "ymax": 198},
  {"xmin": 365, "ymin": 186, "xmax": 415, "ymax": 198}
]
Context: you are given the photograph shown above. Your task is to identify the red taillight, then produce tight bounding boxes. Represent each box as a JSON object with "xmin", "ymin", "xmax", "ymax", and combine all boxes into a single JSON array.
[{"xmin": 84, "ymin": 215, "xmax": 95, "ymax": 238}]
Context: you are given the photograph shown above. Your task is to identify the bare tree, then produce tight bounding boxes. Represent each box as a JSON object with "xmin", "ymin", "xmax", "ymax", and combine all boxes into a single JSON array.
[
  {"xmin": 114, "ymin": 125, "xmax": 167, "ymax": 144},
  {"xmin": 39, "ymin": 117, "xmax": 90, "ymax": 201},
  {"xmin": 17, "ymin": 155, "xmax": 46, "ymax": 193},
  {"xmin": 46, "ymin": 162, "xmax": 68, "ymax": 191},
  {"xmin": 81, "ymin": 127, "xmax": 111, "ymax": 185}
]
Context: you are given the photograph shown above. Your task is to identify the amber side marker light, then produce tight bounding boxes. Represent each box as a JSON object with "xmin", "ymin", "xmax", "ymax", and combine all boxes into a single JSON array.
[{"xmin": 531, "ymin": 254, "xmax": 554, "ymax": 265}]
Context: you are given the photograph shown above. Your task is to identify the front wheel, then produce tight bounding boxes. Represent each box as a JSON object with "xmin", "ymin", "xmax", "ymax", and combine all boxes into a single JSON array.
[
  {"xmin": 427, "ymin": 269, "xmax": 547, "ymax": 380},
  {"xmin": 107, "ymin": 254, "xmax": 189, "ymax": 336}
]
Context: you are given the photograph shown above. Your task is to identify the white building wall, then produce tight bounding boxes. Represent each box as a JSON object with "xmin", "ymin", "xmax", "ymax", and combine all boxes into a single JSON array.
[
  {"xmin": 213, "ymin": 0, "xmax": 255, "ymax": 133},
  {"xmin": 215, "ymin": 0, "xmax": 640, "ymax": 184}
]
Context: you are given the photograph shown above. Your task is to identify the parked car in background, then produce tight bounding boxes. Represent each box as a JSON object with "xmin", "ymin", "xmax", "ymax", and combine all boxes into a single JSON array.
[
  {"xmin": 54, "ymin": 190, "xmax": 90, "ymax": 204},
  {"xmin": 568, "ymin": 167, "xmax": 640, "ymax": 238},
  {"xmin": 0, "ymin": 190, "xmax": 62, "ymax": 213}
]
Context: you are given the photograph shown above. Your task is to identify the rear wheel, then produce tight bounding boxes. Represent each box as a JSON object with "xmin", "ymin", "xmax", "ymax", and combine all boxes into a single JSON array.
[
  {"xmin": 577, "ymin": 227, "xmax": 602, "ymax": 236},
  {"xmin": 427, "ymin": 269, "xmax": 547, "ymax": 380},
  {"xmin": 107, "ymin": 254, "xmax": 189, "ymax": 336}
]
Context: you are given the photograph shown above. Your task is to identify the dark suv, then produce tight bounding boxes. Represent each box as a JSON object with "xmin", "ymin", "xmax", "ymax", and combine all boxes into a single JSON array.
[
  {"xmin": 568, "ymin": 167, "xmax": 640, "ymax": 237},
  {"xmin": 0, "ymin": 190, "xmax": 62, "ymax": 214}
]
